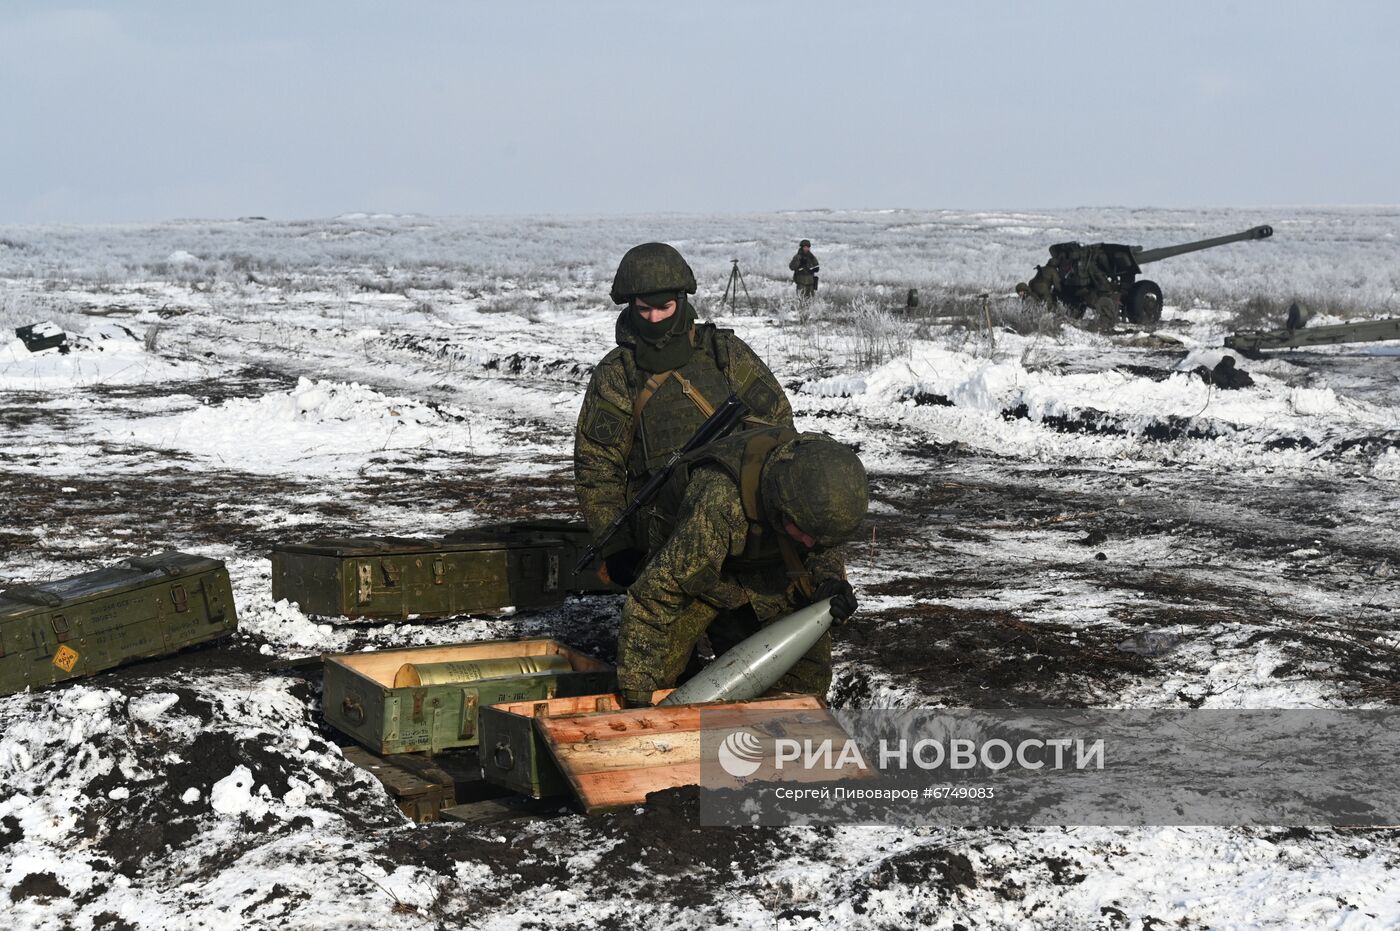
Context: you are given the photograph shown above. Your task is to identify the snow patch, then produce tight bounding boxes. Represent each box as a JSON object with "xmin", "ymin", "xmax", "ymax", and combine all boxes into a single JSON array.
[
  {"xmin": 0, "ymin": 322, "xmax": 205, "ymax": 389},
  {"xmin": 118, "ymin": 376, "xmax": 510, "ymax": 475}
]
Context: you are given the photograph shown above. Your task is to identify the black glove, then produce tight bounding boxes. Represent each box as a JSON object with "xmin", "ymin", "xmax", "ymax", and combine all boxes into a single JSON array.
[
  {"xmin": 811, "ymin": 578, "xmax": 857, "ymax": 622},
  {"xmin": 602, "ymin": 548, "xmax": 645, "ymax": 587}
]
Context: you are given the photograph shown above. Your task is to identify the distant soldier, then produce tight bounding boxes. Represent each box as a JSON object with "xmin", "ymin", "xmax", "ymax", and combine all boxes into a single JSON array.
[
  {"xmin": 1026, "ymin": 262, "xmax": 1060, "ymax": 310},
  {"xmin": 788, "ymin": 239, "xmax": 820, "ymax": 299},
  {"xmin": 615, "ymin": 427, "xmax": 867, "ymax": 706},
  {"xmin": 574, "ymin": 242, "xmax": 795, "ymax": 588}
]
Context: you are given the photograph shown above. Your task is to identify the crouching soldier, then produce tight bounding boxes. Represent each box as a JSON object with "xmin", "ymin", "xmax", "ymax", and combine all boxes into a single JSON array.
[
  {"xmin": 616, "ymin": 427, "xmax": 868, "ymax": 707},
  {"xmin": 575, "ymin": 242, "xmax": 794, "ymax": 588}
]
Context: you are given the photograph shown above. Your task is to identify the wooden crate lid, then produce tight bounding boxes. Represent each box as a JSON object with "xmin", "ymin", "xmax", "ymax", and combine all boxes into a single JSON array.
[{"xmin": 533, "ymin": 695, "xmax": 859, "ymax": 814}]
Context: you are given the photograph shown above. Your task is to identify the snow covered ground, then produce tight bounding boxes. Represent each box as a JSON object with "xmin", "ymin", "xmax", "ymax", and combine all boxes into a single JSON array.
[{"xmin": 2, "ymin": 207, "xmax": 1399, "ymax": 929}]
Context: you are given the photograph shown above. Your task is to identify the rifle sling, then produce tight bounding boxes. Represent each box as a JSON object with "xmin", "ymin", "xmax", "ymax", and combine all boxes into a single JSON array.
[{"xmin": 628, "ymin": 369, "xmax": 718, "ymax": 444}]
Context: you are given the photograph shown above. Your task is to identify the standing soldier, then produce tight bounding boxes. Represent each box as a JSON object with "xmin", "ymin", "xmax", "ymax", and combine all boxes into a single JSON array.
[
  {"xmin": 789, "ymin": 239, "xmax": 820, "ymax": 299},
  {"xmin": 615, "ymin": 426, "xmax": 867, "ymax": 706},
  {"xmin": 575, "ymin": 242, "xmax": 795, "ymax": 588}
]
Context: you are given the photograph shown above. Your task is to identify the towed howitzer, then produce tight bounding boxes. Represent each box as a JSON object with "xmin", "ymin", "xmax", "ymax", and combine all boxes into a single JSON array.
[
  {"xmin": 574, "ymin": 393, "xmax": 751, "ymax": 574},
  {"xmin": 1225, "ymin": 302, "xmax": 1400, "ymax": 356},
  {"xmin": 1022, "ymin": 224, "xmax": 1274, "ymax": 326}
]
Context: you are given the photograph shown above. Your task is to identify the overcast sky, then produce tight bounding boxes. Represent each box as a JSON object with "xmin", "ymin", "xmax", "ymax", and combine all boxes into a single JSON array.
[{"xmin": 2, "ymin": 1, "xmax": 1396, "ymax": 224}]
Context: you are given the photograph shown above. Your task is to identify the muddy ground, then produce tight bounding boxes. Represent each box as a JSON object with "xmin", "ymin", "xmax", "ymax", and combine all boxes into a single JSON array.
[{"xmin": 4, "ymin": 236, "xmax": 1400, "ymax": 928}]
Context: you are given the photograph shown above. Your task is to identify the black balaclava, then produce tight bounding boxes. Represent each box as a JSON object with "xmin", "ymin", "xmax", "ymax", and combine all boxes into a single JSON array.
[{"xmin": 630, "ymin": 293, "xmax": 697, "ymax": 373}]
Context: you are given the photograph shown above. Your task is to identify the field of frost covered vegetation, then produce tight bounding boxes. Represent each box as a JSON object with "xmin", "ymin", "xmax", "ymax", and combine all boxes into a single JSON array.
[{"xmin": 2, "ymin": 206, "xmax": 1400, "ymax": 930}]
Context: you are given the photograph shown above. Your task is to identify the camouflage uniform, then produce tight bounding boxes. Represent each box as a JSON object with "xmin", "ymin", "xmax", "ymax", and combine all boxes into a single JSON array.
[
  {"xmin": 1027, "ymin": 263, "xmax": 1060, "ymax": 308},
  {"xmin": 789, "ymin": 241, "xmax": 819, "ymax": 298},
  {"xmin": 575, "ymin": 291, "xmax": 794, "ymax": 568},
  {"xmin": 615, "ymin": 428, "xmax": 866, "ymax": 705}
]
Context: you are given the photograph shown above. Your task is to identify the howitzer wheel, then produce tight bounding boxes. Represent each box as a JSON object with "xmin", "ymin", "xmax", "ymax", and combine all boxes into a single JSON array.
[{"xmin": 1126, "ymin": 280, "xmax": 1163, "ymax": 327}]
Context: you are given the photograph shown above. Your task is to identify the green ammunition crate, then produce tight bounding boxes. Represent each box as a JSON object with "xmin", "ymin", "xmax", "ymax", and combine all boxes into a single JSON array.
[
  {"xmin": 322, "ymin": 638, "xmax": 616, "ymax": 755},
  {"xmin": 0, "ymin": 552, "xmax": 238, "ymax": 696},
  {"xmin": 479, "ymin": 692, "xmax": 626, "ymax": 799},
  {"xmin": 271, "ymin": 520, "xmax": 618, "ymax": 621}
]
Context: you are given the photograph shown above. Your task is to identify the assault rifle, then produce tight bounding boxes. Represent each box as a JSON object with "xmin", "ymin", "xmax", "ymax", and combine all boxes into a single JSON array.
[{"xmin": 574, "ymin": 393, "xmax": 750, "ymax": 574}]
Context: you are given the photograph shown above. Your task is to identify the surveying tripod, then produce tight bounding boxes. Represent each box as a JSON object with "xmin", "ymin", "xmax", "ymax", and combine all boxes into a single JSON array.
[{"xmin": 718, "ymin": 259, "xmax": 757, "ymax": 314}]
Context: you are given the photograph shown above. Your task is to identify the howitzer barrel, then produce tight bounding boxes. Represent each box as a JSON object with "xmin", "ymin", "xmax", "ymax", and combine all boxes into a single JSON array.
[
  {"xmin": 1133, "ymin": 225, "xmax": 1273, "ymax": 265},
  {"xmin": 1226, "ymin": 317, "xmax": 1400, "ymax": 353}
]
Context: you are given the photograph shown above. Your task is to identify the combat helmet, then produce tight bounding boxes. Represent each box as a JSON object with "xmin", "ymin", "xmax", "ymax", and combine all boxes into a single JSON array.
[
  {"xmin": 760, "ymin": 434, "xmax": 868, "ymax": 547},
  {"xmin": 609, "ymin": 243, "xmax": 698, "ymax": 305}
]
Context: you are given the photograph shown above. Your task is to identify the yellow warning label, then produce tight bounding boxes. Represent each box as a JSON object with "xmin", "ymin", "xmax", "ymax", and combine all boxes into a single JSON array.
[{"xmin": 52, "ymin": 645, "xmax": 80, "ymax": 673}]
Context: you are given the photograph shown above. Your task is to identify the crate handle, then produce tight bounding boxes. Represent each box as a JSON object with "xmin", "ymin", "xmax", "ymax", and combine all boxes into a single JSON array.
[
  {"xmin": 341, "ymin": 695, "xmax": 366, "ymax": 724},
  {"xmin": 492, "ymin": 740, "xmax": 515, "ymax": 771}
]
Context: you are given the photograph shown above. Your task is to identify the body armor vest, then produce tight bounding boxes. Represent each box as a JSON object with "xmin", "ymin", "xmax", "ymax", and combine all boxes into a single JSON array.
[{"xmin": 625, "ymin": 326, "xmax": 735, "ymax": 477}]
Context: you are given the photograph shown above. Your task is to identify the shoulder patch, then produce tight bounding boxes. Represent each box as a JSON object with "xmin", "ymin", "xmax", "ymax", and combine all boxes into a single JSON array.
[
  {"xmin": 679, "ymin": 563, "xmax": 721, "ymax": 597},
  {"xmin": 581, "ymin": 397, "xmax": 630, "ymax": 446},
  {"xmin": 740, "ymin": 377, "xmax": 780, "ymax": 415}
]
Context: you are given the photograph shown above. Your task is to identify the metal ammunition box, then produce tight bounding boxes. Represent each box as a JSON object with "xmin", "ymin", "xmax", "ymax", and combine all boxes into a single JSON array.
[
  {"xmin": 479, "ymin": 693, "xmax": 627, "ymax": 799},
  {"xmin": 322, "ymin": 638, "xmax": 615, "ymax": 755},
  {"xmin": 271, "ymin": 520, "xmax": 619, "ymax": 621},
  {"xmin": 14, "ymin": 321, "xmax": 67, "ymax": 353},
  {"xmin": 0, "ymin": 552, "xmax": 238, "ymax": 697}
]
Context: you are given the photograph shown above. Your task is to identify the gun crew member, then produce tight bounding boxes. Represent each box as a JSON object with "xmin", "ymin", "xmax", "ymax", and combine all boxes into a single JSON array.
[
  {"xmin": 575, "ymin": 242, "xmax": 794, "ymax": 587},
  {"xmin": 615, "ymin": 427, "xmax": 867, "ymax": 706}
]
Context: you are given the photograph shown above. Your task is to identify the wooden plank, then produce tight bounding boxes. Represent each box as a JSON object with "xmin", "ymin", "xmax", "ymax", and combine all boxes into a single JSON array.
[
  {"xmin": 569, "ymin": 761, "xmax": 700, "ymax": 811},
  {"xmin": 534, "ymin": 695, "xmax": 851, "ymax": 813},
  {"xmin": 550, "ymin": 730, "xmax": 700, "ymax": 773},
  {"xmin": 535, "ymin": 696, "xmax": 823, "ymax": 746},
  {"xmin": 439, "ymin": 796, "xmax": 567, "ymax": 826},
  {"xmin": 566, "ymin": 757, "xmax": 867, "ymax": 813},
  {"xmin": 486, "ymin": 688, "xmax": 673, "ymax": 718},
  {"xmin": 341, "ymin": 744, "xmax": 455, "ymax": 823},
  {"xmin": 490, "ymin": 693, "xmax": 625, "ymax": 717},
  {"xmin": 384, "ymin": 751, "xmax": 455, "ymax": 790},
  {"xmin": 548, "ymin": 717, "xmax": 856, "ymax": 777}
]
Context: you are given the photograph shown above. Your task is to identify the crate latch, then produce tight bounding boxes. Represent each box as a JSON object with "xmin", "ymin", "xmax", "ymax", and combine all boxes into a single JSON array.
[
  {"xmin": 170, "ymin": 584, "xmax": 189, "ymax": 613},
  {"xmin": 356, "ymin": 562, "xmax": 373, "ymax": 605},
  {"xmin": 50, "ymin": 613, "xmax": 70, "ymax": 642},
  {"xmin": 459, "ymin": 689, "xmax": 478, "ymax": 739},
  {"xmin": 432, "ymin": 557, "xmax": 446, "ymax": 585},
  {"xmin": 201, "ymin": 578, "xmax": 226, "ymax": 623},
  {"xmin": 546, "ymin": 554, "xmax": 559, "ymax": 592}
]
